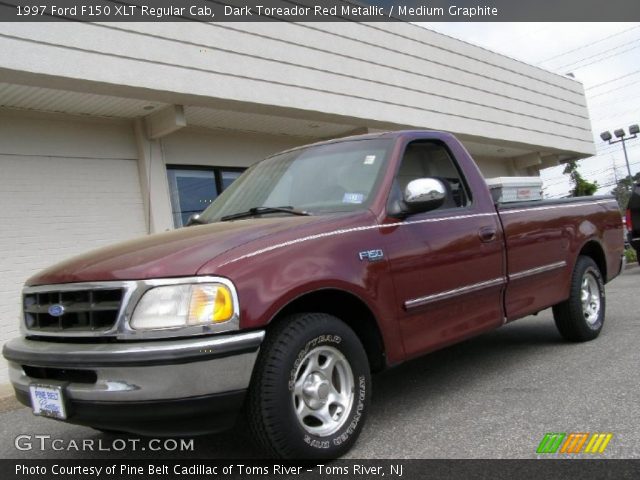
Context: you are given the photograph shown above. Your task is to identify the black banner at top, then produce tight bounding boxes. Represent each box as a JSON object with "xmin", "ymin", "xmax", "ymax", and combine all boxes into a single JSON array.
[{"xmin": 1, "ymin": 0, "xmax": 640, "ymax": 22}]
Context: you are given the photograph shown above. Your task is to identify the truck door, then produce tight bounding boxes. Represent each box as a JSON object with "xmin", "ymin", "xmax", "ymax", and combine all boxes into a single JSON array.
[{"xmin": 383, "ymin": 140, "xmax": 505, "ymax": 358}]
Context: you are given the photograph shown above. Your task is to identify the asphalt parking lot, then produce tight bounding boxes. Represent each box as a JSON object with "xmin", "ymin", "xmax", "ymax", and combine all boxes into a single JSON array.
[{"xmin": 1, "ymin": 267, "xmax": 638, "ymax": 459}]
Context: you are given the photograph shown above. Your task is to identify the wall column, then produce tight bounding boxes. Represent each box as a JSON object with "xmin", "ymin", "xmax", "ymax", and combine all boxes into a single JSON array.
[{"xmin": 133, "ymin": 118, "xmax": 174, "ymax": 234}]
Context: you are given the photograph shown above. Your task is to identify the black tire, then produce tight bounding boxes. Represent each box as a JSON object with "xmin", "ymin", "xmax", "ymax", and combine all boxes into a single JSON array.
[
  {"xmin": 247, "ymin": 313, "xmax": 371, "ymax": 459},
  {"xmin": 552, "ymin": 256, "xmax": 605, "ymax": 342}
]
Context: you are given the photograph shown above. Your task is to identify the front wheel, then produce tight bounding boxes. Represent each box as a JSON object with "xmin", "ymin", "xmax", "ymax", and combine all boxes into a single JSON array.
[
  {"xmin": 552, "ymin": 256, "xmax": 605, "ymax": 342},
  {"xmin": 247, "ymin": 313, "xmax": 371, "ymax": 459}
]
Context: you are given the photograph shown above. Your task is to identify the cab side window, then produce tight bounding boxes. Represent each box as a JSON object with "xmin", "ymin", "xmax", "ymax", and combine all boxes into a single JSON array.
[{"xmin": 395, "ymin": 141, "xmax": 470, "ymax": 210}]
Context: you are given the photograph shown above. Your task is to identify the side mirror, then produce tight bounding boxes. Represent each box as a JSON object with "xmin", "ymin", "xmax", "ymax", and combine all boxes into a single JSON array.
[
  {"xmin": 403, "ymin": 178, "xmax": 446, "ymax": 213},
  {"xmin": 185, "ymin": 213, "xmax": 205, "ymax": 227}
]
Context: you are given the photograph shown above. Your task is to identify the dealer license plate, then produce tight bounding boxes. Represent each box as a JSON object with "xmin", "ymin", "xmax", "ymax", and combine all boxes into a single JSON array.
[{"xmin": 29, "ymin": 384, "xmax": 67, "ymax": 419}]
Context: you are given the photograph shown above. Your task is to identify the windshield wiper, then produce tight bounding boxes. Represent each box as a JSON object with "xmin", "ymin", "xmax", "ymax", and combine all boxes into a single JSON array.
[{"xmin": 220, "ymin": 206, "xmax": 311, "ymax": 221}]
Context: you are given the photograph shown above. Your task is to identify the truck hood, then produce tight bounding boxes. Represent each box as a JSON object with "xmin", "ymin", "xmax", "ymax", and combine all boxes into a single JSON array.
[{"xmin": 26, "ymin": 214, "xmax": 355, "ymax": 286}]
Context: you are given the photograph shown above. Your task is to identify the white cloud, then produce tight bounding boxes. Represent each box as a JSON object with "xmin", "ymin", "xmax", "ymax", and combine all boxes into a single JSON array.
[{"xmin": 420, "ymin": 22, "xmax": 640, "ymax": 197}]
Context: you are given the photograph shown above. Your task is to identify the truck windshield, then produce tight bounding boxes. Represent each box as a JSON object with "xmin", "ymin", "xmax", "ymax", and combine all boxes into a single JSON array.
[{"xmin": 199, "ymin": 138, "xmax": 392, "ymax": 223}]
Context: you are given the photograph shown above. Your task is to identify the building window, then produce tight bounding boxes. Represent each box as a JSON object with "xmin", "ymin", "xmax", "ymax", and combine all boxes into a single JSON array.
[{"xmin": 166, "ymin": 166, "xmax": 244, "ymax": 228}]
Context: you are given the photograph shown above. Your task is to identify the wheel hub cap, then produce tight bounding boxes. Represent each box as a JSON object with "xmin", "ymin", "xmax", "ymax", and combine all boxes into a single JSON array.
[
  {"xmin": 291, "ymin": 345, "xmax": 355, "ymax": 437},
  {"xmin": 302, "ymin": 372, "xmax": 330, "ymax": 409},
  {"xmin": 581, "ymin": 271, "xmax": 601, "ymax": 325}
]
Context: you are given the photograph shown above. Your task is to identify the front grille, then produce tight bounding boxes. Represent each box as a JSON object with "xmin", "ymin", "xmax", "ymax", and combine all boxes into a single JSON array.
[{"xmin": 23, "ymin": 289, "xmax": 123, "ymax": 333}]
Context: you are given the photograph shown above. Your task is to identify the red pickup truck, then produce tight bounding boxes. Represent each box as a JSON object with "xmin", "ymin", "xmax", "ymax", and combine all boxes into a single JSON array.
[{"xmin": 3, "ymin": 131, "xmax": 624, "ymax": 458}]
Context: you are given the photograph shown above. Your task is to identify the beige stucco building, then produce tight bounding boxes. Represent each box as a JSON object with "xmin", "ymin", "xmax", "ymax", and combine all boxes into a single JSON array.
[{"xmin": 0, "ymin": 21, "xmax": 595, "ymax": 386}]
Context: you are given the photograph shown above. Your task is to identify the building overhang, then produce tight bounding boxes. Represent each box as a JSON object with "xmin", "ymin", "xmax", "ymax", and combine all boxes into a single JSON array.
[{"xmin": 0, "ymin": 75, "xmax": 593, "ymax": 168}]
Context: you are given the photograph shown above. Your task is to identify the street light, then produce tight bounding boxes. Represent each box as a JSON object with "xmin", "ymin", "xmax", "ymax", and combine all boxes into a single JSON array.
[{"xmin": 600, "ymin": 124, "xmax": 639, "ymax": 181}]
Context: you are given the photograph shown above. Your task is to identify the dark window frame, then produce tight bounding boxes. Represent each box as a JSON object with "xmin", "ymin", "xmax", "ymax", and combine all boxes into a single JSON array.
[
  {"xmin": 166, "ymin": 164, "xmax": 246, "ymax": 227},
  {"xmin": 386, "ymin": 139, "xmax": 474, "ymax": 217}
]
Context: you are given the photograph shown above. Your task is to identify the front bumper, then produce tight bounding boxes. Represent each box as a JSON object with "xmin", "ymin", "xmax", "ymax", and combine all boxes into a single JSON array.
[{"xmin": 3, "ymin": 331, "xmax": 264, "ymax": 435}]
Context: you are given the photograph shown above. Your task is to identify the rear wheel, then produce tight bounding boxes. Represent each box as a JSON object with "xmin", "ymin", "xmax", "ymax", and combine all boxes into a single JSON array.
[
  {"xmin": 552, "ymin": 256, "xmax": 605, "ymax": 342},
  {"xmin": 247, "ymin": 313, "xmax": 370, "ymax": 459}
]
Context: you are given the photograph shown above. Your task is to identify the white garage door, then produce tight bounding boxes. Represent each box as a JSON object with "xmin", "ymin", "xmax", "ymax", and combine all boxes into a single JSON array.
[{"xmin": 0, "ymin": 155, "xmax": 146, "ymax": 384}]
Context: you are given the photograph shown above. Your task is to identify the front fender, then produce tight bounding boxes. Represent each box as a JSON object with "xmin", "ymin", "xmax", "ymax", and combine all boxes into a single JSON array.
[{"xmin": 203, "ymin": 236, "xmax": 404, "ymax": 364}]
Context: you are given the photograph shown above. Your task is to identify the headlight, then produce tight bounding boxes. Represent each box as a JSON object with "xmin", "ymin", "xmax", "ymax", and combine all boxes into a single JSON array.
[{"xmin": 130, "ymin": 283, "xmax": 235, "ymax": 330}]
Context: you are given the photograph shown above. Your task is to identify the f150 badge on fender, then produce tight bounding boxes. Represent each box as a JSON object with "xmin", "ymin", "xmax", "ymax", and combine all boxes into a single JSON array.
[{"xmin": 358, "ymin": 249, "xmax": 384, "ymax": 261}]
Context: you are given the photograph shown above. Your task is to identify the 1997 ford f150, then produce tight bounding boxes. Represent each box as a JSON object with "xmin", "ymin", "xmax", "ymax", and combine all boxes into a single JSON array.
[{"xmin": 3, "ymin": 131, "xmax": 625, "ymax": 458}]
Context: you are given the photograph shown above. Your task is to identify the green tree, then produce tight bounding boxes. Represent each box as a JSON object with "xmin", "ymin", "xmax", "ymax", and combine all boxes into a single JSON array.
[
  {"xmin": 610, "ymin": 172, "xmax": 640, "ymax": 213},
  {"xmin": 563, "ymin": 159, "xmax": 598, "ymax": 197}
]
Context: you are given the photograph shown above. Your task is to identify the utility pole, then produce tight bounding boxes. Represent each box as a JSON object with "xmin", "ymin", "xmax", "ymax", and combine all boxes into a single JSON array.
[{"xmin": 600, "ymin": 124, "xmax": 639, "ymax": 182}]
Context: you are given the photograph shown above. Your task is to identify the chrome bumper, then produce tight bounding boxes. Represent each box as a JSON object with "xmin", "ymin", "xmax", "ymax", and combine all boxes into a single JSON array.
[{"xmin": 3, "ymin": 331, "xmax": 264, "ymax": 403}]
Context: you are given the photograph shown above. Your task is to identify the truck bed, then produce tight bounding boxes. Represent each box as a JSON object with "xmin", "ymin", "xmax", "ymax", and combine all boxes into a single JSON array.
[
  {"xmin": 497, "ymin": 194, "xmax": 616, "ymax": 211},
  {"xmin": 496, "ymin": 194, "xmax": 622, "ymax": 322}
]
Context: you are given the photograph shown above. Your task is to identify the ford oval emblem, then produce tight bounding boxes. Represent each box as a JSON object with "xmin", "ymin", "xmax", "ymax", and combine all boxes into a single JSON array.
[{"xmin": 48, "ymin": 304, "xmax": 65, "ymax": 317}]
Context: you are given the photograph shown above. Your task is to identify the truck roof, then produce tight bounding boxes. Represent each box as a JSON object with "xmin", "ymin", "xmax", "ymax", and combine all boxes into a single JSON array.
[{"xmin": 265, "ymin": 129, "xmax": 451, "ymax": 159}]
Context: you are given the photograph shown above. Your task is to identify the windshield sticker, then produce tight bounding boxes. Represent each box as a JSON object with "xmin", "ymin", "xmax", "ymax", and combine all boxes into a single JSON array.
[
  {"xmin": 343, "ymin": 192, "xmax": 365, "ymax": 204},
  {"xmin": 363, "ymin": 155, "xmax": 376, "ymax": 165}
]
